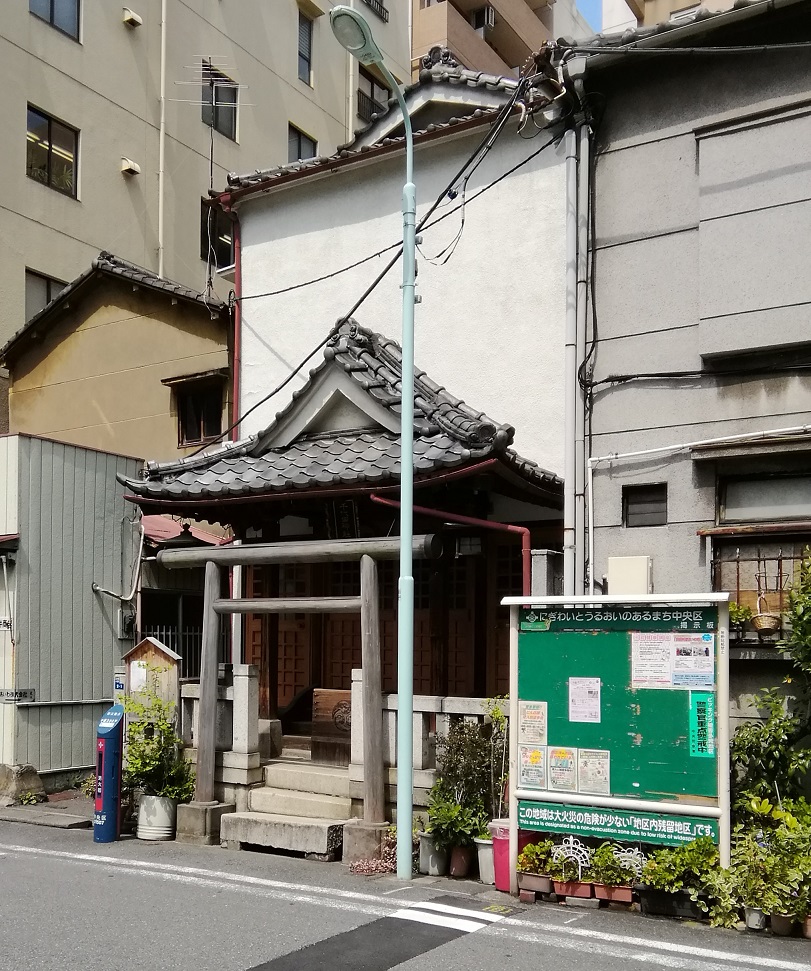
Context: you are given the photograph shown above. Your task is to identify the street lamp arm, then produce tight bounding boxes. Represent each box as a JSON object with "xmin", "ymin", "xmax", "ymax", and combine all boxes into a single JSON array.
[{"xmin": 376, "ymin": 62, "xmax": 413, "ymax": 187}]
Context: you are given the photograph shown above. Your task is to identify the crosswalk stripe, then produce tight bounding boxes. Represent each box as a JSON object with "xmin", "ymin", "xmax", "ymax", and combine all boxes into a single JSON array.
[
  {"xmin": 391, "ymin": 910, "xmax": 490, "ymax": 933},
  {"xmin": 405, "ymin": 901, "xmax": 506, "ymax": 922}
]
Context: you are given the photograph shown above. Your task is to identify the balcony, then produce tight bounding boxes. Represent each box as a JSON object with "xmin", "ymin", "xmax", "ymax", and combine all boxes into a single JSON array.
[
  {"xmin": 357, "ymin": 88, "xmax": 388, "ymax": 123},
  {"xmin": 361, "ymin": 0, "xmax": 389, "ymax": 22}
]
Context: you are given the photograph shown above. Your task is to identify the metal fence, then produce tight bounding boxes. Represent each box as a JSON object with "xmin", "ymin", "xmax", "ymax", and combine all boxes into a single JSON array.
[{"xmin": 137, "ymin": 625, "xmax": 230, "ymax": 680}]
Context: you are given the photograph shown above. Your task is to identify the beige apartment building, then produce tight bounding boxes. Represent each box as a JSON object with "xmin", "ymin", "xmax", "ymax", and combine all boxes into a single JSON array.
[
  {"xmin": 601, "ymin": 0, "xmax": 740, "ymax": 32},
  {"xmin": 1, "ymin": 1, "xmax": 410, "ymax": 352},
  {"xmin": 412, "ymin": 0, "xmax": 590, "ymax": 77}
]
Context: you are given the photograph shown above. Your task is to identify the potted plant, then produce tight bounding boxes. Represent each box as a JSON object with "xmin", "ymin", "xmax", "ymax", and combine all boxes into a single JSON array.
[
  {"xmin": 123, "ymin": 668, "xmax": 195, "ymax": 841},
  {"xmin": 638, "ymin": 837, "xmax": 717, "ymax": 920},
  {"xmin": 729, "ymin": 602, "xmax": 753, "ymax": 641},
  {"xmin": 731, "ymin": 827, "xmax": 804, "ymax": 933},
  {"xmin": 474, "ymin": 816, "xmax": 496, "ymax": 886},
  {"xmin": 796, "ymin": 878, "xmax": 811, "ymax": 939},
  {"xmin": 517, "ymin": 839, "xmax": 554, "ymax": 894},
  {"xmin": 548, "ymin": 854, "xmax": 593, "ymax": 898},
  {"xmin": 586, "ymin": 843, "xmax": 636, "ymax": 904}
]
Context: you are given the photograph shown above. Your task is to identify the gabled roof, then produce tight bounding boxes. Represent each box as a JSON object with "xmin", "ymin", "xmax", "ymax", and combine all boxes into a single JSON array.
[
  {"xmin": 1, "ymin": 252, "xmax": 227, "ymax": 365},
  {"xmin": 118, "ymin": 320, "xmax": 561, "ymax": 507}
]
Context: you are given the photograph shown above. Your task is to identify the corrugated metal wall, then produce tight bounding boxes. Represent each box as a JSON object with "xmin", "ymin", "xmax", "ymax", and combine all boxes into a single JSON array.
[
  {"xmin": 14, "ymin": 437, "xmax": 142, "ymax": 773},
  {"xmin": 0, "ymin": 436, "xmax": 19, "ymax": 764}
]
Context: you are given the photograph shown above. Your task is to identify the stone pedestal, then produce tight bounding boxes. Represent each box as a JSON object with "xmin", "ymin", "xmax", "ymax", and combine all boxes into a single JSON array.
[
  {"xmin": 176, "ymin": 800, "xmax": 236, "ymax": 846},
  {"xmin": 0, "ymin": 764, "xmax": 45, "ymax": 807},
  {"xmin": 342, "ymin": 819, "xmax": 390, "ymax": 864}
]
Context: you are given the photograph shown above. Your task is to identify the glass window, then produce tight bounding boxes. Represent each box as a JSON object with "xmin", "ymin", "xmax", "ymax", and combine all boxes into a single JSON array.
[
  {"xmin": 721, "ymin": 477, "xmax": 811, "ymax": 523},
  {"xmin": 25, "ymin": 270, "xmax": 66, "ymax": 321},
  {"xmin": 27, "ymin": 106, "xmax": 78, "ymax": 197},
  {"xmin": 357, "ymin": 66, "xmax": 389, "ymax": 122},
  {"xmin": 199, "ymin": 201, "xmax": 234, "ymax": 268},
  {"xmin": 288, "ymin": 124, "xmax": 316, "ymax": 163},
  {"xmin": 622, "ymin": 483, "xmax": 668, "ymax": 527},
  {"xmin": 298, "ymin": 11, "xmax": 313, "ymax": 85},
  {"xmin": 177, "ymin": 383, "xmax": 223, "ymax": 446},
  {"xmin": 201, "ymin": 61, "xmax": 238, "ymax": 140},
  {"xmin": 30, "ymin": 0, "xmax": 80, "ymax": 40}
]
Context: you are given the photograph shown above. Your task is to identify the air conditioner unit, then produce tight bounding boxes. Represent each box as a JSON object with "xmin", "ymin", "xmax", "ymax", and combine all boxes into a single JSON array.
[{"xmin": 472, "ymin": 5, "xmax": 496, "ymax": 33}]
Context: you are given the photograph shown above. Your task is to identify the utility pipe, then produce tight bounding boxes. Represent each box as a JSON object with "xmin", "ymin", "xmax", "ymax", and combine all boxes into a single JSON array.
[
  {"xmin": 230, "ymin": 209, "xmax": 242, "ymax": 438},
  {"xmin": 370, "ymin": 494, "xmax": 531, "ymax": 597},
  {"xmin": 157, "ymin": 0, "xmax": 167, "ymax": 277},
  {"xmin": 92, "ymin": 524, "xmax": 146, "ymax": 602},
  {"xmin": 563, "ymin": 127, "xmax": 578, "ymax": 595},
  {"xmin": 587, "ymin": 424, "xmax": 811, "ymax": 594},
  {"xmin": 574, "ymin": 122, "xmax": 590, "ymax": 596}
]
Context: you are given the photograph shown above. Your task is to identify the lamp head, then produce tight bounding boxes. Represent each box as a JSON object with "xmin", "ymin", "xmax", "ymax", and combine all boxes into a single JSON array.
[{"xmin": 330, "ymin": 5, "xmax": 384, "ymax": 66}]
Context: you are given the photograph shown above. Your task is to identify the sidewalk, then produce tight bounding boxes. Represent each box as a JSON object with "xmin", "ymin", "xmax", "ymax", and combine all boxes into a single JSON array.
[{"xmin": 0, "ymin": 792, "xmax": 93, "ymax": 829}]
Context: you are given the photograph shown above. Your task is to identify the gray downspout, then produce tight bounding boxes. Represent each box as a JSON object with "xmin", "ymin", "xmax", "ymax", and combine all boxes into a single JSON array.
[
  {"xmin": 575, "ymin": 122, "xmax": 591, "ymax": 595},
  {"xmin": 563, "ymin": 126, "xmax": 578, "ymax": 596}
]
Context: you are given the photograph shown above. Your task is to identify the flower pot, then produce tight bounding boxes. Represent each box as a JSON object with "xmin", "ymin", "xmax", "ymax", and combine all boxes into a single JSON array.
[
  {"xmin": 136, "ymin": 794, "xmax": 177, "ymax": 841},
  {"xmin": 518, "ymin": 872, "xmax": 553, "ymax": 894},
  {"xmin": 801, "ymin": 914, "xmax": 811, "ymax": 940},
  {"xmin": 418, "ymin": 832, "xmax": 448, "ymax": 876},
  {"xmin": 636, "ymin": 885, "xmax": 708, "ymax": 921},
  {"xmin": 475, "ymin": 837, "xmax": 495, "ymax": 886},
  {"xmin": 449, "ymin": 844, "xmax": 475, "ymax": 878},
  {"xmin": 593, "ymin": 884, "xmax": 634, "ymax": 904},
  {"xmin": 553, "ymin": 880, "xmax": 593, "ymax": 899},
  {"xmin": 744, "ymin": 906, "xmax": 767, "ymax": 932},
  {"xmin": 769, "ymin": 913, "xmax": 794, "ymax": 937}
]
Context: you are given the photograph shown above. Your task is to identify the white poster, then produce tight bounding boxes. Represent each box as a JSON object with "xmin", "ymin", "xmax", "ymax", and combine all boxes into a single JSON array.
[
  {"xmin": 578, "ymin": 749, "xmax": 611, "ymax": 795},
  {"xmin": 518, "ymin": 744, "xmax": 547, "ymax": 789},
  {"xmin": 569, "ymin": 677, "xmax": 601, "ymax": 723},
  {"xmin": 548, "ymin": 746, "xmax": 578, "ymax": 792},
  {"xmin": 519, "ymin": 701, "xmax": 548, "ymax": 745},
  {"xmin": 129, "ymin": 659, "xmax": 148, "ymax": 692},
  {"xmin": 672, "ymin": 633, "xmax": 715, "ymax": 688},
  {"xmin": 631, "ymin": 632, "xmax": 673, "ymax": 687}
]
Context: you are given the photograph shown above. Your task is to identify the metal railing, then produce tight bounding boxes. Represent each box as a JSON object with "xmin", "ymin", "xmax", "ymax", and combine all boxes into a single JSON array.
[
  {"xmin": 361, "ymin": 0, "xmax": 389, "ymax": 23},
  {"xmin": 137, "ymin": 625, "xmax": 230, "ymax": 680},
  {"xmin": 357, "ymin": 88, "xmax": 388, "ymax": 123}
]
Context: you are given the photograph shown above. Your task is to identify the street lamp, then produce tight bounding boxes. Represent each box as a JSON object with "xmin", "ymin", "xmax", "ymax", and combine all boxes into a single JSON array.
[{"xmin": 330, "ymin": 5, "xmax": 417, "ymax": 881}]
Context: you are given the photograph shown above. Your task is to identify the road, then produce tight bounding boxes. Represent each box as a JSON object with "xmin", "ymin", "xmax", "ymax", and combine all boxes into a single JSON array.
[{"xmin": 0, "ymin": 821, "xmax": 808, "ymax": 971}]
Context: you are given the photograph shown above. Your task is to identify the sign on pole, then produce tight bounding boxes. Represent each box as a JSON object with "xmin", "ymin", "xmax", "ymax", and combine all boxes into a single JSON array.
[{"xmin": 504, "ymin": 595, "xmax": 730, "ymax": 895}]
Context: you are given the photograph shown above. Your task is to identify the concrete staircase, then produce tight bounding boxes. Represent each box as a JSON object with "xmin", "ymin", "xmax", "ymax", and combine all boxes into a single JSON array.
[{"xmin": 220, "ymin": 759, "xmax": 356, "ymax": 860}]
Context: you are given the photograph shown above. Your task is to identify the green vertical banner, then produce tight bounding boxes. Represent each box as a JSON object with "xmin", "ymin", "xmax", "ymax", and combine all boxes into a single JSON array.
[{"xmin": 689, "ymin": 691, "xmax": 716, "ymax": 758}]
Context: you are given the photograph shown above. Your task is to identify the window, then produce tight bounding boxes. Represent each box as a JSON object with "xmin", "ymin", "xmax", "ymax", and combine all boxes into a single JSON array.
[
  {"xmin": 298, "ymin": 11, "xmax": 313, "ymax": 85},
  {"xmin": 360, "ymin": 0, "xmax": 389, "ymax": 22},
  {"xmin": 27, "ymin": 106, "xmax": 78, "ymax": 197},
  {"xmin": 622, "ymin": 483, "xmax": 668, "ymax": 527},
  {"xmin": 201, "ymin": 61, "xmax": 237, "ymax": 140},
  {"xmin": 30, "ymin": 0, "xmax": 80, "ymax": 40},
  {"xmin": 177, "ymin": 383, "xmax": 223, "ymax": 446},
  {"xmin": 199, "ymin": 201, "xmax": 234, "ymax": 268},
  {"xmin": 288, "ymin": 124, "xmax": 316, "ymax": 163},
  {"xmin": 721, "ymin": 476, "xmax": 810, "ymax": 524},
  {"xmin": 357, "ymin": 66, "xmax": 389, "ymax": 123},
  {"xmin": 25, "ymin": 270, "xmax": 66, "ymax": 321}
]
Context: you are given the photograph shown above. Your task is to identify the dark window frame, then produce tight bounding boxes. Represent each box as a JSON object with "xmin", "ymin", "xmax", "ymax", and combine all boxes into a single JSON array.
[
  {"xmin": 26, "ymin": 105, "xmax": 79, "ymax": 198},
  {"xmin": 25, "ymin": 269, "xmax": 67, "ymax": 321},
  {"xmin": 201, "ymin": 61, "xmax": 238, "ymax": 141},
  {"xmin": 622, "ymin": 483, "xmax": 668, "ymax": 528},
  {"xmin": 288, "ymin": 124, "xmax": 317, "ymax": 163},
  {"xmin": 357, "ymin": 66, "xmax": 389, "ymax": 122},
  {"xmin": 175, "ymin": 379, "xmax": 224, "ymax": 447},
  {"xmin": 30, "ymin": 0, "xmax": 80, "ymax": 41},
  {"xmin": 199, "ymin": 201, "xmax": 234, "ymax": 269},
  {"xmin": 298, "ymin": 10, "xmax": 313, "ymax": 85}
]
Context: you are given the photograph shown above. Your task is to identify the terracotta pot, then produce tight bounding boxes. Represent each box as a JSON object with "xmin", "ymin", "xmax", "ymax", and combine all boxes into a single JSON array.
[
  {"xmin": 553, "ymin": 880, "xmax": 593, "ymax": 899},
  {"xmin": 449, "ymin": 844, "xmax": 475, "ymax": 878},
  {"xmin": 518, "ymin": 873, "xmax": 553, "ymax": 894},
  {"xmin": 769, "ymin": 913, "xmax": 794, "ymax": 937},
  {"xmin": 593, "ymin": 884, "xmax": 633, "ymax": 904}
]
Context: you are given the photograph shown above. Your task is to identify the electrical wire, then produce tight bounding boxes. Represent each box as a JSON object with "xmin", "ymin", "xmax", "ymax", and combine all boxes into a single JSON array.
[
  {"xmin": 564, "ymin": 42, "xmax": 811, "ymax": 56},
  {"xmin": 589, "ymin": 362, "xmax": 811, "ymax": 389}
]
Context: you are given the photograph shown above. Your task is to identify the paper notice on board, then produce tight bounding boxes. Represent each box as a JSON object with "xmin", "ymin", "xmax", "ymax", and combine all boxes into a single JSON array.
[
  {"xmin": 519, "ymin": 744, "xmax": 547, "ymax": 789},
  {"xmin": 519, "ymin": 701, "xmax": 548, "ymax": 745},
  {"xmin": 672, "ymin": 633, "xmax": 715, "ymax": 687},
  {"xmin": 130, "ymin": 659, "xmax": 148, "ymax": 692},
  {"xmin": 548, "ymin": 746, "xmax": 578, "ymax": 792},
  {"xmin": 632, "ymin": 632, "xmax": 715, "ymax": 689},
  {"xmin": 568, "ymin": 677, "xmax": 601, "ymax": 723},
  {"xmin": 578, "ymin": 749, "xmax": 611, "ymax": 795},
  {"xmin": 631, "ymin": 633, "xmax": 673, "ymax": 687}
]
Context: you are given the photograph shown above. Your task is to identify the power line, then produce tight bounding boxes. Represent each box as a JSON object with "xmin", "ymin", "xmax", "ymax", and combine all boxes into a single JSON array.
[
  {"xmin": 565, "ymin": 41, "xmax": 811, "ymax": 55},
  {"xmin": 589, "ymin": 362, "xmax": 811, "ymax": 389}
]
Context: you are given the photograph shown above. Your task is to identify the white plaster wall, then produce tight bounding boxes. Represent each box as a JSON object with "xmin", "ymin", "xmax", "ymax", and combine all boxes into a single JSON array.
[
  {"xmin": 237, "ymin": 127, "xmax": 568, "ymax": 475},
  {"xmin": 601, "ymin": 0, "xmax": 637, "ymax": 32},
  {"xmin": 0, "ymin": 436, "xmax": 17, "ymax": 764}
]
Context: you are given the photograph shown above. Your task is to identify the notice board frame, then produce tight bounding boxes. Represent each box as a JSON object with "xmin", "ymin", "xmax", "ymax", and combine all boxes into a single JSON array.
[{"xmin": 503, "ymin": 595, "xmax": 730, "ymax": 895}]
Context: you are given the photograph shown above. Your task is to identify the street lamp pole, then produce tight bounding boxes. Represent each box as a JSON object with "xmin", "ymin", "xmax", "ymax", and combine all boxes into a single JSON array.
[{"xmin": 330, "ymin": 6, "xmax": 416, "ymax": 880}]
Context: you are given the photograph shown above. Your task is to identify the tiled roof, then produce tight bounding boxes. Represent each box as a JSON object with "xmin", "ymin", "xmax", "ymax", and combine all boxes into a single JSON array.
[
  {"xmin": 225, "ymin": 52, "xmax": 517, "ymax": 193},
  {"xmin": 119, "ymin": 320, "xmax": 561, "ymax": 504},
  {"xmin": 1, "ymin": 251, "xmax": 226, "ymax": 363}
]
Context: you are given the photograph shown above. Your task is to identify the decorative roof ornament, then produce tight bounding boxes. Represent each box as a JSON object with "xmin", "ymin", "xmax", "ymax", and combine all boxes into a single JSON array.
[{"xmin": 420, "ymin": 46, "xmax": 460, "ymax": 71}]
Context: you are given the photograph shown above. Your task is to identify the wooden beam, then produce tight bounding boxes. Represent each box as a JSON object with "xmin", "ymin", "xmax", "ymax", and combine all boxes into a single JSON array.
[
  {"xmin": 195, "ymin": 561, "xmax": 220, "ymax": 804},
  {"xmin": 360, "ymin": 555, "xmax": 385, "ymax": 823},
  {"xmin": 158, "ymin": 534, "xmax": 442, "ymax": 569},
  {"xmin": 214, "ymin": 596, "xmax": 362, "ymax": 614}
]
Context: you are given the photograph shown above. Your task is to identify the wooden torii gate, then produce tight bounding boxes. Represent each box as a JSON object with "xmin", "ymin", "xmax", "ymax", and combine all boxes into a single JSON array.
[{"xmin": 157, "ymin": 535, "xmax": 442, "ymax": 823}]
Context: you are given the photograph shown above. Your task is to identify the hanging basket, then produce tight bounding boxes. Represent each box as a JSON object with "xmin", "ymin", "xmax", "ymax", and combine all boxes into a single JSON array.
[{"xmin": 751, "ymin": 612, "xmax": 781, "ymax": 634}]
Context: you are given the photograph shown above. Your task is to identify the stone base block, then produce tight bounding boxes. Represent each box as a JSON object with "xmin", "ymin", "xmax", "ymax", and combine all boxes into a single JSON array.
[
  {"xmin": 259, "ymin": 720, "xmax": 283, "ymax": 760},
  {"xmin": 221, "ymin": 811, "xmax": 344, "ymax": 858},
  {"xmin": 176, "ymin": 801, "xmax": 236, "ymax": 846},
  {"xmin": 342, "ymin": 819, "xmax": 390, "ymax": 864},
  {"xmin": 0, "ymin": 764, "xmax": 46, "ymax": 807},
  {"xmin": 563, "ymin": 896, "xmax": 601, "ymax": 909},
  {"xmin": 519, "ymin": 889, "xmax": 536, "ymax": 904}
]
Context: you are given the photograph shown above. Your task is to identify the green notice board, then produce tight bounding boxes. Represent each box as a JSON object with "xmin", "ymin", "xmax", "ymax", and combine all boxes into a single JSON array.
[{"xmin": 515, "ymin": 604, "xmax": 721, "ymax": 838}]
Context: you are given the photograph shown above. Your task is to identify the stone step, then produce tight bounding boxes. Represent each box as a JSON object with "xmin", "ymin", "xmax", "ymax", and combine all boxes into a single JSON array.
[
  {"xmin": 221, "ymin": 812, "xmax": 344, "ymax": 859},
  {"xmin": 281, "ymin": 735, "xmax": 311, "ymax": 760},
  {"xmin": 263, "ymin": 760, "xmax": 350, "ymax": 797},
  {"xmin": 248, "ymin": 786, "xmax": 354, "ymax": 819}
]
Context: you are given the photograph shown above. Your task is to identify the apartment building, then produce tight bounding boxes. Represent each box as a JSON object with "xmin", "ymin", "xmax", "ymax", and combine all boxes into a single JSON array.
[
  {"xmin": 601, "ymin": 0, "xmax": 744, "ymax": 32},
  {"xmin": 1, "ymin": 1, "xmax": 410, "ymax": 351},
  {"xmin": 412, "ymin": 0, "xmax": 591, "ymax": 77}
]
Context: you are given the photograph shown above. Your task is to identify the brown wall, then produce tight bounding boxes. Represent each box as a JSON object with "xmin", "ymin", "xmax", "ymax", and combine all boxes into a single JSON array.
[{"xmin": 7, "ymin": 281, "xmax": 229, "ymax": 461}]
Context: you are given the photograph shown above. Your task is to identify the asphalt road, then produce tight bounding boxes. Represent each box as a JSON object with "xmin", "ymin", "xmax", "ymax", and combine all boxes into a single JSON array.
[{"xmin": 0, "ymin": 821, "xmax": 808, "ymax": 971}]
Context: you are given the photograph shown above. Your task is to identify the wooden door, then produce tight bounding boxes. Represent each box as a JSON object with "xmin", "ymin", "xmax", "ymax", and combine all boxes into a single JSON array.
[
  {"xmin": 447, "ymin": 556, "xmax": 475, "ymax": 697},
  {"xmin": 487, "ymin": 540, "xmax": 524, "ymax": 695},
  {"xmin": 277, "ymin": 564, "xmax": 311, "ymax": 709}
]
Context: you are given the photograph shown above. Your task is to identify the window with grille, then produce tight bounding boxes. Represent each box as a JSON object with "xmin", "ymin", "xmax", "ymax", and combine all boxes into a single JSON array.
[
  {"xmin": 288, "ymin": 124, "xmax": 317, "ymax": 163},
  {"xmin": 201, "ymin": 61, "xmax": 238, "ymax": 140},
  {"xmin": 357, "ymin": 66, "xmax": 389, "ymax": 123},
  {"xmin": 199, "ymin": 200, "xmax": 234, "ymax": 268},
  {"xmin": 298, "ymin": 11, "xmax": 313, "ymax": 84},
  {"xmin": 27, "ymin": 106, "xmax": 78, "ymax": 197},
  {"xmin": 30, "ymin": 0, "xmax": 79, "ymax": 40},
  {"xmin": 623, "ymin": 483, "xmax": 668, "ymax": 527}
]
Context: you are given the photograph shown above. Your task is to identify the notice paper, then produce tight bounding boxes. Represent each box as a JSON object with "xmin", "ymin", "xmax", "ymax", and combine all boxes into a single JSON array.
[
  {"xmin": 631, "ymin": 632, "xmax": 715, "ymax": 690},
  {"xmin": 548, "ymin": 746, "xmax": 578, "ymax": 792},
  {"xmin": 519, "ymin": 744, "xmax": 547, "ymax": 789},
  {"xmin": 568, "ymin": 677, "xmax": 601, "ymax": 723},
  {"xmin": 519, "ymin": 700, "xmax": 548, "ymax": 745},
  {"xmin": 578, "ymin": 748, "xmax": 611, "ymax": 795}
]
